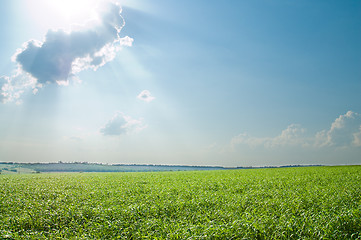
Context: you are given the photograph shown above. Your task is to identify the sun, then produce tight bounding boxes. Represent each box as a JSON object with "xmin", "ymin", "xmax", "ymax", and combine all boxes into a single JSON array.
[
  {"xmin": 53, "ymin": 0, "xmax": 91, "ymax": 17},
  {"xmin": 40, "ymin": 0, "xmax": 104, "ymax": 25},
  {"xmin": 25, "ymin": 0, "xmax": 129, "ymax": 31}
]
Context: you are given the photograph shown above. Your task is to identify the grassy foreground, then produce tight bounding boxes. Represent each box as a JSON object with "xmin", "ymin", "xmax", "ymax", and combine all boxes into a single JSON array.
[{"xmin": 0, "ymin": 166, "xmax": 360, "ymax": 239}]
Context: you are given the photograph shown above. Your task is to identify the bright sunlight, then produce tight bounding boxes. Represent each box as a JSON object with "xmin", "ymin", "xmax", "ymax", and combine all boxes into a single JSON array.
[{"xmin": 39, "ymin": 0, "xmax": 102, "ymax": 24}]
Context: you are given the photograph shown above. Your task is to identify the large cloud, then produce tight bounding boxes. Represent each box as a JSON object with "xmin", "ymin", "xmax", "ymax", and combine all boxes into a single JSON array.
[
  {"xmin": 231, "ymin": 111, "xmax": 361, "ymax": 150},
  {"xmin": 0, "ymin": 1, "xmax": 132, "ymax": 103},
  {"xmin": 100, "ymin": 112, "xmax": 146, "ymax": 136},
  {"xmin": 315, "ymin": 111, "xmax": 361, "ymax": 148}
]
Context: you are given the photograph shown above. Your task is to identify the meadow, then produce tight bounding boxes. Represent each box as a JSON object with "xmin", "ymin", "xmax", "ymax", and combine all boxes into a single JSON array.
[{"xmin": 0, "ymin": 166, "xmax": 360, "ymax": 239}]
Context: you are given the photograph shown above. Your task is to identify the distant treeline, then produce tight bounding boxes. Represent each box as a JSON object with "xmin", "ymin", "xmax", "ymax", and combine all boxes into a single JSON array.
[{"xmin": 0, "ymin": 162, "xmax": 324, "ymax": 173}]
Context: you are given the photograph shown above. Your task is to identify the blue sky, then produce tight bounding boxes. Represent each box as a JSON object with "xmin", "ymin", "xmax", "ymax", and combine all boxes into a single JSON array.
[{"xmin": 0, "ymin": 0, "xmax": 360, "ymax": 167}]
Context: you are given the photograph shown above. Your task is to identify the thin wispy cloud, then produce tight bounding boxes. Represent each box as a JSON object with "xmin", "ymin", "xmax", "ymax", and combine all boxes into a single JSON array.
[
  {"xmin": 137, "ymin": 90, "xmax": 155, "ymax": 102},
  {"xmin": 100, "ymin": 112, "xmax": 146, "ymax": 136},
  {"xmin": 0, "ymin": 1, "xmax": 132, "ymax": 103},
  {"xmin": 231, "ymin": 124, "xmax": 307, "ymax": 149}
]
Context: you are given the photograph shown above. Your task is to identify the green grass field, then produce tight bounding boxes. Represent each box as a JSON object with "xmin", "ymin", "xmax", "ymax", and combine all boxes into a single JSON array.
[{"xmin": 0, "ymin": 166, "xmax": 360, "ymax": 239}]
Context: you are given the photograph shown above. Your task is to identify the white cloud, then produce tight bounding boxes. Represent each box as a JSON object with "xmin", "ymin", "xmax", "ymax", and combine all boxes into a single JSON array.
[
  {"xmin": 100, "ymin": 112, "xmax": 146, "ymax": 136},
  {"xmin": 0, "ymin": 72, "xmax": 38, "ymax": 104},
  {"xmin": 137, "ymin": 90, "xmax": 155, "ymax": 102},
  {"xmin": 354, "ymin": 127, "xmax": 361, "ymax": 147},
  {"xmin": 231, "ymin": 111, "xmax": 361, "ymax": 150},
  {"xmin": 231, "ymin": 124, "xmax": 307, "ymax": 149},
  {"xmin": 1, "ymin": 1, "xmax": 132, "ymax": 103},
  {"xmin": 269, "ymin": 124, "xmax": 307, "ymax": 147},
  {"xmin": 315, "ymin": 111, "xmax": 361, "ymax": 148}
]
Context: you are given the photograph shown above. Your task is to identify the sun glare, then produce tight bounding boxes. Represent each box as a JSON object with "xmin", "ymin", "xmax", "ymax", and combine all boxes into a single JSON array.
[
  {"xmin": 51, "ymin": 0, "xmax": 100, "ymax": 21},
  {"xmin": 53, "ymin": 0, "xmax": 89, "ymax": 17},
  {"xmin": 33, "ymin": 0, "xmax": 104, "ymax": 27}
]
